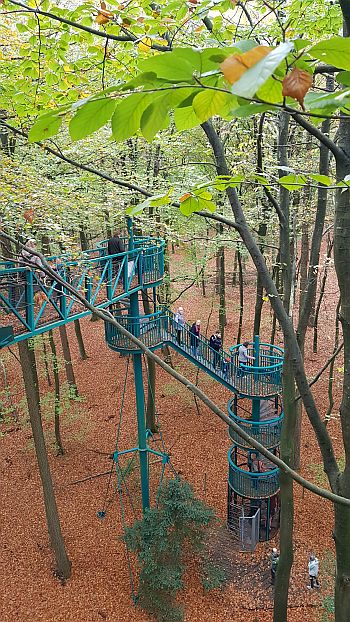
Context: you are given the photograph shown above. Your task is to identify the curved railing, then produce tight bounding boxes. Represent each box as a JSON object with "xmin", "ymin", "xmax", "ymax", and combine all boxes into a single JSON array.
[
  {"xmin": 229, "ymin": 342, "xmax": 283, "ymax": 397},
  {"xmin": 0, "ymin": 238, "xmax": 165, "ymax": 345},
  {"xmin": 227, "ymin": 396, "xmax": 283, "ymax": 448},
  {"xmin": 105, "ymin": 310, "xmax": 166, "ymax": 351},
  {"xmin": 228, "ymin": 448, "xmax": 280, "ymax": 499}
]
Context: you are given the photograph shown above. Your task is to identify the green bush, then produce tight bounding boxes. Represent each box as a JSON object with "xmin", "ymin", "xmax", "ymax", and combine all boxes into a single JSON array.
[{"xmin": 124, "ymin": 476, "xmax": 225, "ymax": 622}]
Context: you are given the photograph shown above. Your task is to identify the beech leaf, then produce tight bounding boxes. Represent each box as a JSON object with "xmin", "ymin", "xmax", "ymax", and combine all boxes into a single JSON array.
[
  {"xmin": 282, "ymin": 68, "xmax": 313, "ymax": 110},
  {"xmin": 220, "ymin": 45, "xmax": 272, "ymax": 85}
]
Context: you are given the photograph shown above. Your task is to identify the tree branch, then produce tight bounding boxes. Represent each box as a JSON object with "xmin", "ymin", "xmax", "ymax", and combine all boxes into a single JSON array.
[
  {"xmin": 1, "ymin": 230, "xmax": 349, "ymax": 508},
  {"xmin": 8, "ymin": 0, "xmax": 170, "ymax": 51}
]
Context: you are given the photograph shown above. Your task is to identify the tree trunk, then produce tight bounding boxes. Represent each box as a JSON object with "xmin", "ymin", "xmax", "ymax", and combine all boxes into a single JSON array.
[
  {"xmin": 141, "ymin": 290, "xmax": 158, "ymax": 432},
  {"xmin": 58, "ymin": 325, "xmax": 78, "ymax": 397},
  {"xmin": 48, "ymin": 330, "xmax": 64, "ymax": 455},
  {"xmin": 236, "ymin": 246, "xmax": 244, "ymax": 343},
  {"xmin": 18, "ymin": 339, "xmax": 71, "ymax": 579},
  {"xmin": 333, "ymin": 98, "xmax": 350, "ymax": 617},
  {"xmin": 218, "ymin": 224, "xmax": 227, "ymax": 339},
  {"xmin": 74, "ymin": 319, "xmax": 88, "ymax": 360}
]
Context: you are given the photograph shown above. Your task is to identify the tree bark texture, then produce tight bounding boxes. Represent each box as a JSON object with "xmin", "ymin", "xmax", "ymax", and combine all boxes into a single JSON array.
[
  {"xmin": 73, "ymin": 319, "xmax": 88, "ymax": 360},
  {"xmin": 18, "ymin": 339, "xmax": 71, "ymax": 579},
  {"xmin": 58, "ymin": 325, "xmax": 78, "ymax": 397},
  {"xmin": 48, "ymin": 330, "xmax": 64, "ymax": 455}
]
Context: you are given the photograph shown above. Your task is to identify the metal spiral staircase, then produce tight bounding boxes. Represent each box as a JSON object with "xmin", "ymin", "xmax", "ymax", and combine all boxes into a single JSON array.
[{"xmin": 0, "ymin": 226, "xmax": 284, "ymax": 543}]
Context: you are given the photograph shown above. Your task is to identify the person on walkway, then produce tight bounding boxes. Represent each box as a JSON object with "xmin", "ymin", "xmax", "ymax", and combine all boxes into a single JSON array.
[
  {"xmin": 174, "ymin": 306, "xmax": 185, "ymax": 345},
  {"xmin": 222, "ymin": 357, "xmax": 230, "ymax": 379},
  {"xmin": 209, "ymin": 331, "xmax": 222, "ymax": 368},
  {"xmin": 107, "ymin": 232, "xmax": 125, "ymax": 278},
  {"xmin": 189, "ymin": 319, "xmax": 201, "ymax": 357},
  {"xmin": 307, "ymin": 554, "xmax": 320, "ymax": 589},
  {"xmin": 237, "ymin": 340, "xmax": 255, "ymax": 377},
  {"xmin": 270, "ymin": 548, "xmax": 279, "ymax": 585},
  {"xmin": 107, "ymin": 231, "xmax": 125, "ymax": 256}
]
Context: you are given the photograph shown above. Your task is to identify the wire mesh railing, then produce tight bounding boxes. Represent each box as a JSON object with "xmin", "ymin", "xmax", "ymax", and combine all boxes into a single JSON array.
[{"xmin": 228, "ymin": 447, "xmax": 280, "ymax": 499}]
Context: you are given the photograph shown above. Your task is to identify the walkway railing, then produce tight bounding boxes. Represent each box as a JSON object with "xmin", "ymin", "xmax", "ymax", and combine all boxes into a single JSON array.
[
  {"xmin": 227, "ymin": 396, "xmax": 283, "ymax": 448},
  {"xmin": 228, "ymin": 448, "xmax": 280, "ymax": 499},
  {"xmin": 0, "ymin": 238, "xmax": 165, "ymax": 346},
  {"xmin": 105, "ymin": 310, "xmax": 165, "ymax": 351}
]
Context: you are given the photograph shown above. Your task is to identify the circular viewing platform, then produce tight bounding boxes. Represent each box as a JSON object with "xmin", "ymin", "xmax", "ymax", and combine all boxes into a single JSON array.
[
  {"xmin": 105, "ymin": 309, "xmax": 166, "ymax": 353},
  {"xmin": 228, "ymin": 395, "xmax": 283, "ymax": 449},
  {"xmin": 228, "ymin": 447, "xmax": 280, "ymax": 499},
  {"xmin": 229, "ymin": 342, "xmax": 283, "ymax": 398}
]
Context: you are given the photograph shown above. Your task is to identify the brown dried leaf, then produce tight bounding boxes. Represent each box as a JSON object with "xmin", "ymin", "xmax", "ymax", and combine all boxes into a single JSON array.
[
  {"xmin": 282, "ymin": 67, "xmax": 313, "ymax": 109},
  {"xmin": 220, "ymin": 45, "xmax": 272, "ymax": 85}
]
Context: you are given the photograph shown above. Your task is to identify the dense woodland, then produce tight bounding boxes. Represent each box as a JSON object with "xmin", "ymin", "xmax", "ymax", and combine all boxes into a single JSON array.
[{"xmin": 2, "ymin": 0, "xmax": 350, "ymax": 621}]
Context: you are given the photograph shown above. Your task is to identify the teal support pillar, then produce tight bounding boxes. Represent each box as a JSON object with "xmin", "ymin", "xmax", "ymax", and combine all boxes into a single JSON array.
[
  {"xmin": 252, "ymin": 335, "xmax": 260, "ymax": 422},
  {"xmin": 127, "ymin": 216, "xmax": 150, "ymax": 512}
]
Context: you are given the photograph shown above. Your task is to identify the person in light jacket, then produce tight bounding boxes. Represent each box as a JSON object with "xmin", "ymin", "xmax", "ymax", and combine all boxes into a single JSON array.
[
  {"xmin": 307, "ymin": 554, "xmax": 320, "ymax": 589},
  {"xmin": 174, "ymin": 306, "xmax": 185, "ymax": 345}
]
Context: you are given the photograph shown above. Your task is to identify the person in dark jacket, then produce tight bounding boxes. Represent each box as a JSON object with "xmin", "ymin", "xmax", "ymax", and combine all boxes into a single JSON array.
[
  {"xmin": 189, "ymin": 319, "xmax": 201, "ymax": 357},
  {"xmin": 107, "ymin": 232, "xmax": 125, "ymax": 256},
  {"xmin": 107, "ymin": 232, "xmax": 125, "ymax": 278},
  {"xmin": 209, "ymin": 331, "xmax": 222, "ymax": 368},
  {"xmin": 270, "ymin": 548, "xmax": 279, "ymax": 585}
]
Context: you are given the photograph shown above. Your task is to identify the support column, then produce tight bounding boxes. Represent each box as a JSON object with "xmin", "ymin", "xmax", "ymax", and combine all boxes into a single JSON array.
[{"xmin": 127, "ymin": 216, "xmax": 150, "ymax": 512}]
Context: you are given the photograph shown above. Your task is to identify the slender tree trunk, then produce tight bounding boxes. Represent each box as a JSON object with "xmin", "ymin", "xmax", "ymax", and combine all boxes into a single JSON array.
[
  {"xmin": 299, "ymin": 221, "xmax": 309, "ymax": 312},
  {"xmin": 327, "ymin": 297, "xmax": 341, "ymax": 421},
  {"xmin": 58, "ymin": 325, "xmax": 78, "ymax": 397},
  {"xmin": 333, "ymin": 98, "xmax": 350, "ymax": 618},
  {"xmin": 274, "ymin": 349, "xmax": 295, "ymax": 622},
  {"xmin": 48, "ymin": 330, "xmax": 64, "ymax": 455},
  {"xmin": 237, "ymin": 246, "xmax": 244, "ymax": 343},
  {"xmin": 73, "ymin": 319, "xmax": 88, "ymax": 360},
  {"xmin": 313, "ymin": 236, "xmax": 334, "ymax": 353},
  {"xmin": 18, "ymin": 339, "xmax": 71, "ymax": 579},
  {"xmin": 141, "ymin": 290, "xmax": 158, "ymax": 432},
  {"xmin": 218, "ymin": 224, "xmax": 227, "ymax": 339},
  {"xmin": 41, "ymin": 335, "xmax": 52, "ymax": 387}
]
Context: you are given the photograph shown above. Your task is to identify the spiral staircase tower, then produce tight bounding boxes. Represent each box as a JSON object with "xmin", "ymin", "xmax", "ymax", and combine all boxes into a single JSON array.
[{"xmin": 227, "ymin": 337, "xmax": 284, "ymax": 544}]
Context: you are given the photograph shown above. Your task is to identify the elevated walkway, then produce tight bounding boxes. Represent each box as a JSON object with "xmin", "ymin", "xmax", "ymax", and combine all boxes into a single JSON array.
[
  {"xmin": 0, "ymin": 237, "xmax": 164, "ymax": 346},
  {"xmin": 105, "ymin": 309, "xmax": 284, "ymax": 398}
]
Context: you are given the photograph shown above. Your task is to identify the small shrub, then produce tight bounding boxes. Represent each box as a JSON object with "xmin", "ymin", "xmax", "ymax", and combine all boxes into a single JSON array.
[{"xmin": 124, "ymin": 476, "xmax": 225, "ymax": 622}]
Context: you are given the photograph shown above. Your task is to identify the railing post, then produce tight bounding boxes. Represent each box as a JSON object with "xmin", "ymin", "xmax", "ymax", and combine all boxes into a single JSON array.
[{"xmin": 106, "ymin": 258, "xmax": 112, "ymax": 301}]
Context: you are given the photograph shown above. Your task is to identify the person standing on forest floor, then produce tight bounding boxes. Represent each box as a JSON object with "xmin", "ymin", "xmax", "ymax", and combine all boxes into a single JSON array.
[
  {"xmin": 237, "ymin": 340, "xmax": 255, "ymax": 377},
  {"xmin": 189, "ymin": 319, "xmax": 201, "ymax": 358},
  {"xmin": 270, "ymin": 548, "xmax": 279, "ymax": 586},
  {"xmin": 307, "ymin": 554, "xmax": 320, "ymax": 589},
  {"xmin": 174, "ymin": 306, "xmax": 185, "ymax": 345},
  {"xmin": 209, "ymin": 331, "xmax": 222, "ymax": 368}
]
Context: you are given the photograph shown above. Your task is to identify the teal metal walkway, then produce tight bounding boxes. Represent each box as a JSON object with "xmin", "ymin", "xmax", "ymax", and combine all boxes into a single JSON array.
[
  {"xmin": 105, "ymin": 309, "xmax": 283, "ymax": 398},
  {"xmin": 0, "ymin": 237, "xmax": 164, "ymax": 346}
]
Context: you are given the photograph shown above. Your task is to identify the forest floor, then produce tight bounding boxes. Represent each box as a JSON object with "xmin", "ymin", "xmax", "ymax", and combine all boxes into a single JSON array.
[{"xmin": 0, "ymin": 247, "xmax": 341, "ymax": 622}]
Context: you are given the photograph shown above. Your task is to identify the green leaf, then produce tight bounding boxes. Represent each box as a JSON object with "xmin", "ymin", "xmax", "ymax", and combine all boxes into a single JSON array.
[
  {"xmin": 192, "ymin": 89, "xmax": 234, "ymax": 122},
  {"xmin": 69, "ymin": 98, "xmax": 116, "ymax": 141},
  {"xmin": 139, "ymin": 48, "xmax": 201, "ymax": 82},
  {"xmin": 111, "ymin": 93, "xmax": 151, "ymax": 142},
  {"xmin": 126, "ymin": 198, "xmax": 151, "ymax": 216},
  {"xmin": 308, "ymin": 174, "xmax": 333, "ymax": 186},
  {"xmin": 228, "ymin": 103, "xmax": 274, "ymax": 118},
  {"xmin": 279, "ymin": 174, "xmax": 308, "ymax": 190},
  {"xmin": 231, "ymin": 42, "xmax": 294, "ymax": 99},
  {"xmin": 336, "ymin": 71, "xmax": 350, "ymax": 87},
  {"xmin": 305, "ymin": 89, "xmax": 350, "ymax": 112},
  {"xmin": 310, "ymin": 37, "xmax": 350, "ymax": 71},
  {"xmin": 28, "ymin": 112, "xmax": 63, "ymax": 143},
  {"xmin": 174, "ymin": 106, "xmax": 201, "ymax": 131},
  {"xmin": 211, "ymin": 175, "xmax": 244, "ymax": 190},
  {"xmin": 180, "ymin": 195, "xmax": 216, "ymax": 216},
  {"xmin": 256, "ymin": 76, "xmax": 283, "ymax": 104},
  {"xmin": 140, "ymin": 94, "xmax": 170, "ymax": 142}
]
